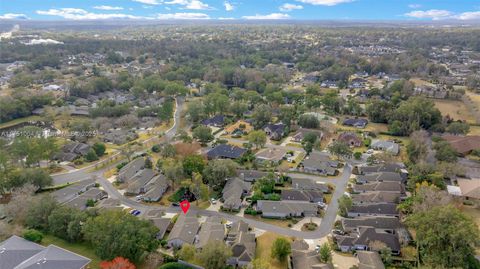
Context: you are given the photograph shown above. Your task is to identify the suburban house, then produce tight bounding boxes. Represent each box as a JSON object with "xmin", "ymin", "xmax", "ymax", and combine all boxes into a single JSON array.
[
  {"xmin": 281, "ymin": 189, "xmax": 324, "ymax": 203},
  {"xmin": 167, "ymin": 214, "xmax": 201, "ymax": 248},
  {"xmin": 291, "ymin": 177, "xmax": 330, "ymax": 193},
  {"xmin": 195, "ymin": 216, "xmax": 225, "ymax": 249},
  {"xmin": 343, "ymin": 118, "xmax": 368, "ymax": 128},
  {"xmin": 201, "ymin": 115, "xmax": 225, "ymax": 127},
  {"xmin": 264, "ymin": 123, "xmax": 287, "ymax": 140},
  {"xmin": 236, "ymin": 169, "xmax": 273, "ymax": 182},
  {"xmin": 226, "ymin": 220, "xmax": 256, "ymax": 267},
  {"xmin": 52, "ymin": 178, "xmax": 96, "ymax": 204},
  {"xmin": 448, "ymin": 178, "xmax": 480, "ymax": 201},
  {"xmin": 0, "ymin": 235, "xmax": 91, "ymax": 269},
  {"xmin": 356, "ymin": 251, "xmax": 385, "ymax": 269},
  {"xmin": 353, "ymin": 181, "xmax": 405, "ymax": 193},
  {"xmin": 255, "ymin": 148, "xmax": 286, "ymax": 165},
  {"xmin": 256, "ymin": 200, "xmax": 318, "ymax": 218},
  {"xmin": 207, "ymin": 144, "xmax": 246, "ymax": 160},
  {"xmin": 356, "ymin": 163, "xmax": 407, "ymax": 176},
  {"xmin": 291, "ymin": 239, "xmax": 333, "ymax": 269},
  {"xmin": 301, "ymin": 152, "xmax": 338, "ymax": 176},
  {"xmin": 142, "ymin": 174, "xmax": 170, "ymax": 202},
  {"xmin": 338, "ymin": 132, "xmax": 363, "ymax": 147},
  {"xmin": 351, "ymin": 191, "xmax": 402, "ymax": 205},
  {"xmin": 336, "ymin": 227, "xmax": 401, "ymax": 255},
  {"xmin": 117, "ymin": 157, "xmax": 145, "ymax": 183},
  {"xmin": 342, "ymin": 216, "xmax": 403, "ymax": 234},
  {"xmin": 54, "ymin": 142, "xmax": 91, "ymax": 162},
  {"xmin": 442, "ymin": 135, "xmax": 480, "ymax": 155},
  {"xmin": 224, "ymin": 120, "xmax": 253, "ymax": 136},
  {"xmin": 149, "ymin": 218, "xmax": 172, "ymax": 240},
  {"xmin": 291, "ymin": 128, "xmax": 323, "ymax": 143},
  {"xmin": 125, "ymin": 168, "xmax": 155, "ymax": 195},
  {"xmin": 347, "ymin": 203, "xmax": 399, "ymax": 218},
  {"xmin": 356, "ymin": 172, "xmax": 405, "ymax": 184},
  {"xmin": 64, "ymin": 188, "xmax": 107, "ymax": 211},
  {"xmin": 370, "ymin": 140, "xmax": 400, "ymax": 155},
  {"xmin": 222, "ymin": 178, "xmax": 251, "ymax": 211}
]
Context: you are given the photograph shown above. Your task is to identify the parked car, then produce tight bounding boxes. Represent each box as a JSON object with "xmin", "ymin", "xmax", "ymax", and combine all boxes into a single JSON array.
[
  {"xmin": 210, "ymin": 198, "xmax": 217, "ymax": 204},
  {"xmin": 130, "ymin": 209, "xmax": 141, "ymax": 216},
  {"xmin": 172, "ymin": 202, "xmax": 180, "ymax": 207},
  {"xmin": 332, "ymin": 229, "xmax": 345, "ymax": 235},
  {"xmin": 317, "ymin": 202, "xmax": 327, "ymax": 208}
]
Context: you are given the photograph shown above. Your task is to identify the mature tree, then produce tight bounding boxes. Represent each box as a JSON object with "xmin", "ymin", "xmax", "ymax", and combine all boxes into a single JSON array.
[
  {"xmin": 388, "ymin": 97, "xmax": 442, "ymax": 136},
  {"xmin": 406, "ymin": 130, "xmax": 430, "ymax": 163},
  {"xmin": 230, "ymin": 101, "xmax": 248, "ymax": 119},
  {"xmin": 160, "ymin": 143, "xmax": 177, "ymax": 158},
  {"xmin": 48, "ymin": 206, "xmax": 87, "ymax": 242},
  {"xmin": 178, "ymin": 243, "xmax": 196, "ymax": 262},
  {"xmin": 163, "ymin": 160, "xmax": 184, "ymax": 191},
  {"xmin": 319, "ymin": 243, "xmax": 332, "ymax": 263},
  {"xmin": 407, "ymin": 205, "xmax": 479, "ymax": 268},
  {"xmin": 328, "ymin": 141, "xmax": 353, "ymax": 160},
  {"xmin": 248, "ymin": 130, "xmax": 267, "ymax": 149},
  {"xmin": 93, "ymin": 142, "xmax": 106, "ymax": 157},
  {"xmin": 279, "ymin": 105, "xmax": 296, "ymax": 127},
  {"xmin": 446, "ymin": 121, "xmax": 470, "ymax": 135},
  {"xmin": 338, "ymin": 194, "xmax": 352, "ymax": 217},
  {"xmin": 197, "ymin": 241, "xmax": 232, "ymax": 269},
  {"xmin": 192, "ymin": 125, "xmax": 214, "ymax": 145},
  {"xmin": 252, "ymin": 104, "xmax": 272, "ymax": 129},
  {"xmin": 271, "ymin": 237, "xmax": 291, "ymax": 262},
  {"xmin": 25, "ymin": 195, "xmax": 58, "ymax": 231},
  {"xmin": 186, "ymin": 100, "xmax": 205, "ymax": 123},
  {"xmin": 4, "ymin": 184, "xmax": 36, "ymax": 224},
  {"xmin": 182, "ymin": 155, "xmax": 206, "ymax": 176},
  {"xmin": 83, "ymin": 210, "xmax": 159, "ymax": 263},
  {"xmin": 204, "ymin": 93, "xmax": 229, "ymax": 115},
  {"xmin": 366, "ymin": 100, "xmax": 392, "ymax": 123},
  {"xmin": 202, "ymin": 159, "xmax": 237, "ymax": 191},
  {"xmin": 9, "ymin": 168, "xmax": 52, "ymax": 190},
  {"xmin": 85, "ymin": 149, "xmax": 99, "ymax": 162},
  {"xmin": 298, "ymin": 114, "xmax": 319, "ymax": 129},
  {"xmin": 434, "ymin": 141, "xmax": 458, "ymax": 162},
  {"xmin": 100, "ymin": 257, "xmax": 136, "ymax": 269}
]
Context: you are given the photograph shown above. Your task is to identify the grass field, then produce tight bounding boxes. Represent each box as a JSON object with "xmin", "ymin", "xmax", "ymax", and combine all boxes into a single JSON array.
[
  {"xmin": 0, "ymin": 115, "xmax": 42, "ymax": 129},
  {"xmin": 255, "ymin": 232, "xmax": 292, "ymax": 269},
  {"xmin": 434, "ymin": 99, "xmax": 476, "ymax": 124},
  {"xmin": 466, "ymin": 91, "xmax": 480, "ymax": 108},
  {"xmin": 244, "ymin": 215, "xmax": 293, "ymax": 228}
]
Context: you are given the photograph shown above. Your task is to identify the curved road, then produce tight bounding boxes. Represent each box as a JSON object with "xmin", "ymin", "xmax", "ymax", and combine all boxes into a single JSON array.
[{"xmin": 52, "ymin": 97, "xmax": 351, "ymax": 239}]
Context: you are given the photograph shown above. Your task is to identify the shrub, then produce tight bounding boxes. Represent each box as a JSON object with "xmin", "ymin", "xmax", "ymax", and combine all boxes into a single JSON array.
[
  {"xmin": 354, "ymin": 151, "xmax": 362, "ymax": 160},
  {"xmin": 23, "ymin": 229, "xmax": 43, "ymax": 243}
]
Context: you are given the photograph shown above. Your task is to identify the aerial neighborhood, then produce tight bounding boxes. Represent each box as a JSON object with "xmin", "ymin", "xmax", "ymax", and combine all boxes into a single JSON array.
[{"xmin": 1, "ymin": 14, "xmax": 480, "ymax": 269}]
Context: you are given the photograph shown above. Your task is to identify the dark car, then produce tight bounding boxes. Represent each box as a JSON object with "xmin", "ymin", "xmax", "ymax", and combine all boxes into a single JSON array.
[{"xmin": 172, "ymin": 202, "xmax": 180, "ymax": 207}]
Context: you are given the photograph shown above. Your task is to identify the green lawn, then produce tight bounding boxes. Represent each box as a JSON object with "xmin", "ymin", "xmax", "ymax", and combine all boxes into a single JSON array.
[
  {"xmin": 0, "ymin": 115, "xmax": 42, "ymax": 129},
  {"xmin": 41, "ymin": 234, "xmax": 102, "ymax": 268}
]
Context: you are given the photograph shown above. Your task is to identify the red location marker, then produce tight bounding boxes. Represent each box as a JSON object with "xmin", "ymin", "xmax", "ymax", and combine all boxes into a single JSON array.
[{"xmin": 180, "ymin": 200, "xmax": 190, "ymax": 214}]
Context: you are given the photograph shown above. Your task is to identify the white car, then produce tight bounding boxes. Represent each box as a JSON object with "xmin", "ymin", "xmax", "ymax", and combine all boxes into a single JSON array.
[
  {"xmin": 210, "ymin": 198, "xmax": 217, "ymax": 204},
  {"xmin": 317, "ymin": 202, "xmax": 327, "ymax": 208}
]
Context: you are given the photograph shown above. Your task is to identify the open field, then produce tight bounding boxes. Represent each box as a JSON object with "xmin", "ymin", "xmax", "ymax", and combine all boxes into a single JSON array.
[
  {"xmin": 466, "ymin": 91, "xmax": 480, "ymax": 108},
  {"xmin": 434, "ymin": 99, "xmax": 476, "ymax": 124},
  {"xmin": 0, "ymin": 115, "xmax": 42, "ymax": 129},
  {"xmin": 244, "ymin": 214, "xmax": 293, "ymax": 228},
  {"xmin": 255, "ymin": 232, "xmax": 292, "ymax": 269}
]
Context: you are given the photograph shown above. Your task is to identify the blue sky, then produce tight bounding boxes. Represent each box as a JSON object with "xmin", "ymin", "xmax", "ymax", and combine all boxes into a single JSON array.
[{"xmin": 1, "ymin": 0, "xmax": 479, "ymax": 21}]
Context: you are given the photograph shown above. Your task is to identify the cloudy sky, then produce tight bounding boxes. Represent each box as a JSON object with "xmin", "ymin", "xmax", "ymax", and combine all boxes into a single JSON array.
[{"xmin": 0, "ymin": 0, "xmax": 479, "ymax": 21}]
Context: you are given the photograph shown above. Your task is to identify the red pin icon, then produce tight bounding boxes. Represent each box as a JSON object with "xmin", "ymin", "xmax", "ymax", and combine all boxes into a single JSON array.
[{"xmin": 180, "ymin": 200, "xmax": 190, "ymax": 214}]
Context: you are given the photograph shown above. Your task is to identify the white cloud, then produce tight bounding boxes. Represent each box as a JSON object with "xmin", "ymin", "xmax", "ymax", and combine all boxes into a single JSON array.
[
  {"xmin": 280, "ymin": 3, "xmax": 303, "ymax": 11},
  {"xmin": 295, "ymin": 0, "xmax": 353, "ymax": 6},
  {"xmin": 36, "ymin": 8, "xmax": 148, "ymax": 20},
  {"xmin": 218, "ymin": 17, "xmax": 235, "ymax": 20},
  {"xmin": 408, "ymin": 4, "xmax": 421, "ymax": 9},
  {"xmin": 156, "ymin": 12, "xmax": 210, "ymax": 19},
  {"xmin": 456, "ymin": 11, "xmax": 480, "ymax": 20},
  {"xmin": 93, "ymin": 5, "xmax": 124, "ymax": 10},
  {"xmin": 242, "ymin": 13, "xmax": 290, "ymax": 20},
  {"xmin": 404, "ymin": 9, "xmax": 453, "ymax": 20},
  {"xmin": 0, "ymin": 13, "xmax": 29, "ymax": 19},
  {"xmin": 164, "ymin": 0, "xmax": 213, "ymax": 10},
  {"xmin": 224, "ymin": 1, "xmax": 234, "ymax": 11},
  {"xmin": 132, "ymin": 0, "xmax": 161, "ymax": 5}
]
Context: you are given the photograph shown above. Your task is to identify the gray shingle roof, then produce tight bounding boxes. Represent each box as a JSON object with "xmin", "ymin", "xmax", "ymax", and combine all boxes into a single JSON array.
[{"xmin": 0, "ymin": 236, "xmax": 45, "ymax": 269}]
